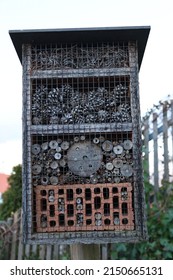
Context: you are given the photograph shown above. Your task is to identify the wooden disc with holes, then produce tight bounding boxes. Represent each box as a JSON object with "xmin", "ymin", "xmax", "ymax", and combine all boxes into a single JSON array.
[{"xmin": 67, "ymin": 141, "xmax": 103, "ymax": 177}]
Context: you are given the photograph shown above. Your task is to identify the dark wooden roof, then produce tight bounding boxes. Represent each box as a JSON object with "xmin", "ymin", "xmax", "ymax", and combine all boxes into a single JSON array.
[{"xmin": 9, "ymin": 26, "xmax": 150, "ymax": 69}]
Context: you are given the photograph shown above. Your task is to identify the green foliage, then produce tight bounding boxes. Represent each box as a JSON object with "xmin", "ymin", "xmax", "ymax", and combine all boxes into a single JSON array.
[
  {"xmin": 24, "ymin": 252, "xmax": 41, "ymax": 260},
  {"xmin": 111, "ymin": 176, "xmax": 173, "ymax": 260},
  {"xmin": 0, "ymin": 165, "xmax": 22, "ymax": 220}
]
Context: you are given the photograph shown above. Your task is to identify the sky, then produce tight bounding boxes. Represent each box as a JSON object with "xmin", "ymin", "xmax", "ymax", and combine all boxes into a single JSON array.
[{"xmin": 0, "ymin": 0, "xmax": 173, "ymax": 174}]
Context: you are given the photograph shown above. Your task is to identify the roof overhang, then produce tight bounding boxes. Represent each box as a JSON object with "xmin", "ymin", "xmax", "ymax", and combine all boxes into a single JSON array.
[{"xmin": 9, "ymin": 26, "xmax": 150, "ymax": 69}]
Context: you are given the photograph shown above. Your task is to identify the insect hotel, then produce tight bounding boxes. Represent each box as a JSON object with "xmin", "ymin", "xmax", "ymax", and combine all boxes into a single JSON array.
[{"xmin": 10, "ymin": 26, "xmax": 150, "ymax": 244}]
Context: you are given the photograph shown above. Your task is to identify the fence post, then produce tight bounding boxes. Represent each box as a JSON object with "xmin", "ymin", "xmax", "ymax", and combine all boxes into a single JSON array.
[
  {"xmin": 153, "ymin": 113, "xmax": 159, "ymax": 194},
  {"xmin": 10, "ymin": 210, "xmax": 20, "ymax": 260},
  {"xmin": 18, "ymin": 209, "xmax": 24, "ymax": 260},
  {"xmin": 171, "ymin": 100, "xmax": 173, "ymax": 178},
  {"xmin": 101, "ymin": 244, "xmax": 109, "ymax": 260},
  {"xmin": 46, "ymin": 245, "xmax": 52, "ymax": 260},
  {"xmin": 70, "ymin": 244, "xmax": 100, "ymax": 260},
  {"xmin": 143, "ymin": 117, "xmax": 150, "ymax": 178},
  {"xmin": 163, "ymin": 102, "xmax": 169, "ymax": 182},
  {"xmin": 24, "ymin": 244, "xmax": 31, "ymax": 259},
  {"xmin": 39, "ymin": 245, "xmax": 46, "ymax": 260},
  {"xmin": 52, "ymin": 244, "xmax": 60, "ymax": 260}
]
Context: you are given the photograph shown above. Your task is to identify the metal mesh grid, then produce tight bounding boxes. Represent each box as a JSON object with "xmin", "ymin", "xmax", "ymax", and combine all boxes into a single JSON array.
[
  {"xmin": 34, "ymin": 183, "xmax": 134, "ymax": 233},
  {"xmin": 31, "ymin": 42, "xmax": 129, "ymax": 70},
  {"xmin": 31, "ymin": 132, "xmax": 133, "ymax": 187},
  {"xmin": 31, "ymin": 76, "xmax": 131, "ymax": 125}
]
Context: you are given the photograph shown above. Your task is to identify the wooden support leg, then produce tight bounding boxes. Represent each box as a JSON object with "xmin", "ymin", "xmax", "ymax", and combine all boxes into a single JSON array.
[{"xmin": 70, "ymin": 244, "xmax": 100, "ymax": 260}]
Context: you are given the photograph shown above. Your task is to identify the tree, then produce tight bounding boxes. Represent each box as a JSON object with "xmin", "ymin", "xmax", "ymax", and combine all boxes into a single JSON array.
[{"xmin": 0, "ymin": 165, "xmax": 22, "ymax": 220}]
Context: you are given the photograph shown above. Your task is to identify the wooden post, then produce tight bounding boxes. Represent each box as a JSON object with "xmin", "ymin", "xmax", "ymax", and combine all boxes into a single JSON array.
[
  {"xmin": 10, "ymin": 211, "xmax": 20, "ymax": 260},
  {"xmin": 70, "ymin": 244, "xmax": 100, "ymax": 260},
  {"xmin": 153, "ymin": 113, "xmax": 159, "ymax": 193},
  {"xmin": 39, "ymin": 245, "xmax": 46, "ymax": 260},
  {"xmin": 171, "ymin": 100, "xmax": 173, "ymax": 179},
  {"xmin": 163, "ymin": 102, "xmax": 169, "ymax": 182},
  {"xmin": 46, "ymin": 245, "xmax": 52, "ymax": 260},
  {"xmin": 143, "ymin": 117, "xmax": 150, "ymax": 179},
  {"xmin": 24, "ymin": 244, "xmax": 31, "ymax": 259},
  {"xmin": 18, "ymin": 209, "xmax": 24, "ymax": 260},
  {"xmin": 53, "ymin": 244, "xmax": 59, "ymax": 260},
  {"xmin": 31, "ymin": 244, "xmax": 38, "ymax": 258},
  {"xmin": 101, "ymin": 244, "xmax": 108, "ymax": 260}
]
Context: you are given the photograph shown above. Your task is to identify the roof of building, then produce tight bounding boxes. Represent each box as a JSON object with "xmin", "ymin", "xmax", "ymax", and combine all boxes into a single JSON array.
[
  {"xmin": 9, "ymin": 26, "xmax": 150, "ymax": 70},
  {"xmin": 0, "ymin": 173, "xmax": 10, "ymax": 193}
]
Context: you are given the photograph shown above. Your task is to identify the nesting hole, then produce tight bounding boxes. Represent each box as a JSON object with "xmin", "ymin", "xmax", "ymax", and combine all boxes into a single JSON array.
[
  {"xmin": 67, "ymin": 204, "xmax": 74, "ymax": 217},
  {"xmin": 86, "ymin": 204, "xmax": 92, "ymax": 216},
  {"xmin": 49, "ymin": 205, "xmax": 55, "ymax": 217},
  {"xmin": 103, "ymin": 188, "xmax": 109, "ymax": 199},
  {"xmin": 112, "ymin": 187, "xmax": 118, "ymax": 193},
  {"xmin": 76, "ymin": 188, "xmax": 82, "ymax": 194},
  {"xmin": 67, "ymin": 189, "xmax": 73, "ymax": 201},
  {"xmin": 58, "ymin": 189, "xmax": 64, "ymax": 195},
  {"xmin": 59, "ymin": 214, "xmax": 65, "ymax": 226},
  {"xmin": 113, "ymin": 212, "xmax": 119, "ymax": 218},
  {"xmin": 122, "ymin": 218, "xmax": 128, "ymax": 224},
  {"xmin": 68, "ymin": 220, "xmax": 74, "ymax": 226},
  {"xmin": 85, "ymin": 188, "xmax": 91, "ymax": 200},
  {"xmin": 113, "ymin": 196, "xmax": 119, "ymax": 208},
  {"xmin": 40, "ymin": 190, "xmax": 47, "ymax": 196},
  {"xmin": 94, "ymin": 197, "xmax": 101, "ymax": 209},
  {"xmin": 41, "ymin": 198, "xmax": 47, "ymax": 211},
  {"xmin": 50, "ymin": 220, "xmax": 56, "ymax": 227},
  {"xmin": 104, "ymin": 219, "xmax": 111, "ymax": 225},
  {"xmin": 94, "ymin": 187, "xmax": 100, "ymax": 194},
  {"xmin": 122, "ymin": 202, "xmax": 128, "ymax": 215},
  {"xmin": 104, "ymin": 203, "xmax": 110, "ymax": 215},
  {"xmin": 86, "ymin": 219, "xmax": 92, "ymax": 225}
]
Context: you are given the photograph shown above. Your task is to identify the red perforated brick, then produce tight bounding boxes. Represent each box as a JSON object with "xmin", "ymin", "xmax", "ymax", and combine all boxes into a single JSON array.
[{"xmin": 34, "ymin": 183, "xmax": 134, "ymax": 233}]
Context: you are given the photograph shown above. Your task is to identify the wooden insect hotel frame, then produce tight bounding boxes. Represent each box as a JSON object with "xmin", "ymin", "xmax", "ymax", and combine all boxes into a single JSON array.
[{"xmin": 10, "ymin": 26, "xmax": 150, "ymax": 244}]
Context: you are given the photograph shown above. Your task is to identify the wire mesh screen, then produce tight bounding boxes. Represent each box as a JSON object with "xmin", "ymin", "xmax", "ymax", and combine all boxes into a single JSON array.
[
  {"xmin": 31, "ymin": 42, "xmax": 129, "ymax": 70},
  {"xmin": 31, "ymin": 77, "xmax": 131, "ymax": 125},
  {"xmin": 22, "ymin": 38, "xmax": 146, "ymax": 244}
]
